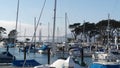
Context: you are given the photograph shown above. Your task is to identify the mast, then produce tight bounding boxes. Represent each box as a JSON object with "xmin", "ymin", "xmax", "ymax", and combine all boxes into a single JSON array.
[
  {"xmin": 107, "ymin": 13, "xmax": 110, "ymax": 49},
  {"xmin": 34, "ymin": 17, "xmax": 37, "ymax": 54},
  {"xmin": 83, "ymin": 20, "xmax": 85, "ymax": 45},
  {"xmin": 52, "ymin": 0, "xmax": 57, "ymax": 44},
  {"xmin": 14, "ymin": 0, "xmax": 19, "ymax": 44},
  {"xmin": 34, "ymin": 17, "xmax": 36, "ymax": 45},
  {"xmin": 24, "ymin": 28, "xmax": 26, "ymax": 41},
  {"xmin": 62, "ymin": 13, "xmax": 67, "ymax": 58},
  {"xmin": 48, "ymin": 22, "xmax": 50, "ymax": 42},
  {"xmin": 52, "ymin": 0, "xmax": 57, "ymax": 54},
  {"xmin": 114, "ymin": 29, "xmax": 119, "ymax": 49},
  {"xmin": 39, "ymin": 23, "xmax": 42, "ymax": 43},
  {"xmin": 108, "ymin": 13, "xmax": 110, "ymax": 44},
  {"xmin": 15, "ymin": 0, "xmax": 19, "ymax": 31},
  {"xmin": 57, "ymin": 27, "xmax": 59, "ymax": 43},
  {"xmin": 65, "ymin": 13, "xmax": 67, "ymax": 43}
]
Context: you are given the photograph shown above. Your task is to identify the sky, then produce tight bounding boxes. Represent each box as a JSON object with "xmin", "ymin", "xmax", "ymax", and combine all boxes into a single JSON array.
[{"xmin": 0, "ymin": 0, "xmax": 120, "ymax": 41}]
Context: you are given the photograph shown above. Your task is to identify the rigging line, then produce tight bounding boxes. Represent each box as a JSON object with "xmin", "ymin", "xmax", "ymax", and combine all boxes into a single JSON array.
[
  {"xmin": 27, "ymin": 0, "xmax": 46, "ymax": 54},
  {"xmin": 31, "ymin": 0, "xmax": 46, "ymax": 42},
  {"xmin": 23, "ymin": 0, "xmax": 46, "ymax": 67}
]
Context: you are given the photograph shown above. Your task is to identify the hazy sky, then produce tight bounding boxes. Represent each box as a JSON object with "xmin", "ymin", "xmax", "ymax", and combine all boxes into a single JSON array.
[
  {"xmin": 0, "ymin": 0, "xmax": 120, "ymax": 41},
  {"xmin": 0, "ymin": 0, "xmax": 120, "ymax": 23}
]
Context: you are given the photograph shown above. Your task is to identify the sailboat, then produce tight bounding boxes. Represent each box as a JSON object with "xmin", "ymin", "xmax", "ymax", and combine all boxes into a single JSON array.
[
  {"xmin": 37, "ymin": 23, "xmax": 50, "ymax": 54},
  {"xmin": 19, "ymin": 18, "xmax": 39, "ymax": 53},
  {"xmin": 89, "ymin": 14, "xmax": 120, "ymax": 68},
  {"xmin": 12, "ymin": 0, "xmax": 40, "ymax": 67},
  {"xmin": 34, "ymin": 0, "xmax": 84, "ymax": 68},
  {"xmin": 0, "ymin": 45, "xmax": 16, "ymax": 63},
  {"xmin": 34, "ymin": 55, "xmax": 82, "ymax": 68}
]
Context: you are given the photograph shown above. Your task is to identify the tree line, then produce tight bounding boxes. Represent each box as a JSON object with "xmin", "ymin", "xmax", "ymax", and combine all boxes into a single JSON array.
[
  {"xmin": 1, "ymin": 19, "xmax": 120, "ymax": 46},
  {"xmin": 69, "ymin": 19, "xmax": 120, "ymax": 45}
]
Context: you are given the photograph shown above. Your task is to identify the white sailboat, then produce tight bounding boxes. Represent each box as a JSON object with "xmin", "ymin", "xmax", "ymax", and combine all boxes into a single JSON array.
[{"xmin": 34, "ymin": 55, "xmax": 81, "ymax": 68}]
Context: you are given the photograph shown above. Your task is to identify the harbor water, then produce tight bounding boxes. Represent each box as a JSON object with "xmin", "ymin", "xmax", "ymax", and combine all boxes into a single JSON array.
[{"xmin": 0, "ymin": 47, "xmax": 92, "ymax": 68}]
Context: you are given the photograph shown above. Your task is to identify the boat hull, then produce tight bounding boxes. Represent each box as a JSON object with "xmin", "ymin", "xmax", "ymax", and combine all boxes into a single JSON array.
[
  {"xmin": 12, "ymin": 59, "xmax": 40, "ymax": 67},
  {"xmin": 0, "ymin": 51, "xmax": 16, "ymax": 63},
  {"xmin": 90, "ymin": 63, "xmax": 120, "ymax": 68}
]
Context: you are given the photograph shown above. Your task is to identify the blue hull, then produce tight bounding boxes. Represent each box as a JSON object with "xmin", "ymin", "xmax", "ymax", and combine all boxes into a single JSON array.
[
  {"xmin": 12, "ymin": 59, "xmax": 40, "ymax": 67},
  {"xmin": 90, "ymin": 63, "xmax": 120, "ymax": 68}
]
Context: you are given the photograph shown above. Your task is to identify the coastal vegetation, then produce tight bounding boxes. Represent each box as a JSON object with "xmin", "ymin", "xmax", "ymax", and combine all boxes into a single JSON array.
[
  {"xmin": 0, "ymin": 19, "xmax": 120, "ymax": 47},
  {"xmin": 69, "ymin": 19, "xmax": 120, "ymax": 46}
]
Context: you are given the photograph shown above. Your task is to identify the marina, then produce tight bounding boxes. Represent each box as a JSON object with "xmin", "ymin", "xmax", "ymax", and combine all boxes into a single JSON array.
[
  {"xmin": 0, "ymin": 0, "xmax": 120, "ymax": 68},
  {"xmin": 0, "ymin": 47, "xmax": 92, "ymax": 68}
]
